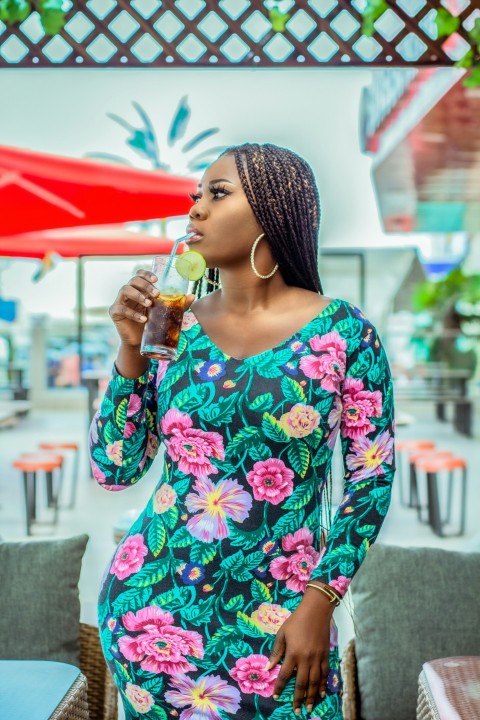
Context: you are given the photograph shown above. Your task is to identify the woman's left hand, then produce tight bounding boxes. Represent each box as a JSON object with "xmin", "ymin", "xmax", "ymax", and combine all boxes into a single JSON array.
[{"xmin": 265, "ymin": 589, "xmax": 334, "ymax": 714}]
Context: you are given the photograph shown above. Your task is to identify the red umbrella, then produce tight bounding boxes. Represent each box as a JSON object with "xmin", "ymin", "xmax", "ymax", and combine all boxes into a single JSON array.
[
  {"xmin": 0, "ymin": 225, "xmax": 187, "ymax": 259},
  {"xmin": 0, "ymin": 145, "xmax": 196, "ymax": 236}
]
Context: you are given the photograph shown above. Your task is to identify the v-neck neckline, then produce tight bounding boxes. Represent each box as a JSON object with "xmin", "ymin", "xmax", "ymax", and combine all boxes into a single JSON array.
[{"xmin": 187, "ymin": 298, "xmax": 343, "ymax": 363}]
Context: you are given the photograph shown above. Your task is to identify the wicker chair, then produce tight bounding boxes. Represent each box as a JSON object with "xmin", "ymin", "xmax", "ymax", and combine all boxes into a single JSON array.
[
  {"xmin": 79, "ymin": 623, "xmax": 118, "ymax": 720},
  {"xmin": 342, "ymin": 639, "xmax": 360, "ymax": 720}
]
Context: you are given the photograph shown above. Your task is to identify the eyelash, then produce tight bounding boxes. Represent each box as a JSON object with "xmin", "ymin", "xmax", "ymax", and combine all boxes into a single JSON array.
[{"xmin": 189, "ymin": 185, "xmax": 230, "ymax": 203}]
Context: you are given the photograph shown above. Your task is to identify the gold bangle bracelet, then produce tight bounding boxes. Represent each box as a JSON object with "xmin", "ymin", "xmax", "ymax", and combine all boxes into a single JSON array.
[{"xmin": 305, "ymin": 582, "xmax": 341, "ymax": 606}]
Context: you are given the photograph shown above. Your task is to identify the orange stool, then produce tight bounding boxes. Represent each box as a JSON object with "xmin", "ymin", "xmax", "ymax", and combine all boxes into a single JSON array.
[
  {"xmin": 39, "ymin": 442, "xmax": 80, "ymax": 509},
  {"xmin": 408, "ymin": 450, "xmax": 454, "ymax": 519},
  {"xmin": 396, "ymin": 440, "xmax": 435, "ymax": 507},
  {"xmin": 13, "ymin": 453, "xmax": 63, "ymax": 535},
  {"xmin": 414, "ymin": 455, "xmax": 467, "ymax": 537}
]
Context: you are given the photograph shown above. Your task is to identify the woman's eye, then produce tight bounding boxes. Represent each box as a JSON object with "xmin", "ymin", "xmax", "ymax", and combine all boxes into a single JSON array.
[
  {"xmin": 211, "ymin": 187, "xmax": 229, "ymax": 200},
  {"xmin": 189, "ymin": 193, "xmax": 201, "ymax": 203}
]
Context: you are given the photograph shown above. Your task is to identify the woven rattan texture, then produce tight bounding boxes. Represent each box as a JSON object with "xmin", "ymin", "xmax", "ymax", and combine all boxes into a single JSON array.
[
  {"xmin": 417, "ymin": 672, "xmax": 441, "ymax": 720},
  {"xmin": 80, "ymin": 623, "xmax": 117, "ymax": 720},
  {"xmin": 50, "ymin": 674, "xmax": 89, "ymax": 720},
  {"xmin": 342, "ymin": 638, "xmax": 359, "ymax": 720}
]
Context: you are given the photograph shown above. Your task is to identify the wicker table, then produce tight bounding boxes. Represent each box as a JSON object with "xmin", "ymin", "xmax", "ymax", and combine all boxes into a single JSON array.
[
  {"xmin": 0, "ymin": 660, "xmax": 89, "ymax": 719},
  {"xmin": 417, "ymin": 656, "xmax": 480, "ymax": 719}
]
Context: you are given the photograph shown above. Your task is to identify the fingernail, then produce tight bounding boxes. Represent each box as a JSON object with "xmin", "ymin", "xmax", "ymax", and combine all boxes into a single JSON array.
[
  {"xmin": 295, "ymin": 709, "xmax": 301, "ymax": 716},
  {"xmin": 273, "ymin": 695, "xmax": 279, "ymax": 700},
  {"xmin": 264, "ymin": 662, "xmax": 272, "ymax": 671},
  {"xmin": 321, "ymin": 692, "xmax": 326, "ymax": 699},
  {"xmin": 307, "ymin": 705, "xmax": 313, "ymax": 713}
]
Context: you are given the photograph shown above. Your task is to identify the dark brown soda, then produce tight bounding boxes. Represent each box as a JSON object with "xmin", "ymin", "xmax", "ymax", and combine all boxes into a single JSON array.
[{"xmin": 140, "ymin": 294, "xmax": 184, "ymax": 360}]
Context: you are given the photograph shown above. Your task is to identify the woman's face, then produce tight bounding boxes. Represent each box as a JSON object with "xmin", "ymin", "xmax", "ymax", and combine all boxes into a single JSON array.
[{"xmin": 187, "ymin": 153, "xmax": 264, "ymax": 270}]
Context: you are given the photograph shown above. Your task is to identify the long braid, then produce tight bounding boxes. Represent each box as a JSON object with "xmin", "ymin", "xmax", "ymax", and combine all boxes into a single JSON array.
[{"xmin": 196, "ymin": 142, "xmax": 323, "ymax": 297}]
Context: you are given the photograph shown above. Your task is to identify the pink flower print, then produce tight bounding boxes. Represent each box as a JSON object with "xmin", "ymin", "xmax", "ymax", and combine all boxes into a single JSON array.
[
  {"xmin": 124, "ymin": 683, "xmax": 154, "ymax": 715},
  {"xmin": 155, "ymin": 360, "xmax": 169, "ymax": 388},
  {"xmin": 146, "ymin": 431, "xmax": 159, "ymax": 459},
  {"xmin": 328, "ymin": 396, "xmax": 343, "ymax": 429},
  {"xmin": 165, "ymin": 673, "xmax": 241, "ymax": 720},
  {"xmin": 246, "ymin": 458, "xmax": 294, "ymax": 505},
  {"xmin": 279, "ymin": 403, "xmax": 321, "ymax": 438},
  {"xmin": 299, "ymin": 331, "xmax": 347, "ymax": 393},
  {"xmin": 153, "ymin": 483, "xmax": 177, "ymax": 514},
  {"xmin": 341, "ymin": 377, "xmax": 382, "ymax": 440},
  {"xmin": 161, "ymin": 408, "xmax": 193, "ymax": 435},
  {"xmin": 329, "ymin": 575, "xmax": 351, "ymax": 597},
  {"xmin": 106, "ymin": 440, "xmax": 123, "ymax": 466},
  {"xmin": 91, "ymin": 458, "xmax": 106, "ymax": 484},
  {"xmin": 124, "ymin": 421, "xmax": 137, "ymax": 439},
  {"xmin": 185, "ymin": 477, "xmax": 252, "ymax": 543},
  {"xmin": 111, "ymin": 534, "xmax": 148, "ymax": 580},
  {"xmin": 270, "ymin": 527, "xmax": 321, "ymax": 592},
  {"xmin": 181, "ymin": 312, "xmax": 198, "ymax": 330},
  {"xmin": 119, "ymin": 606, "xmax": 204, "ymax": 675},
  {"xmin": 127, "ymin": 394, "xmax": 142, "ymax": 417},
  {"xmin": 250, "ymin": 603, "xmax": 291, "ymax": 634},
  {"xmin": 230, "ymin": 654, "xmax": 280, "ymax": 696},
  {"xmin": 346, "ymin": 430, "xmax": 394, "ymax": 482},
  {"xmin": 161, "ymin": 410, "xmax": 225, "ymax": 478}
]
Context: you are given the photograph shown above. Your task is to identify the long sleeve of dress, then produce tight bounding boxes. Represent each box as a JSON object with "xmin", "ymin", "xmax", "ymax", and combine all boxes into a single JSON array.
[
  {"xmin": 89, "ymin": 360, "xmax": 163, "ymax": 491},
  {"xmin": 309, "ymin": 318, "xmax": 396, "ymax": 596}
]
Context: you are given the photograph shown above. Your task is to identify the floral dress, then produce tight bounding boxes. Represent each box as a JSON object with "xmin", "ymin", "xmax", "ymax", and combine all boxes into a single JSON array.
[{"xmin": 90, "ymin": 299, "xmax": 395, "ymax": 720}]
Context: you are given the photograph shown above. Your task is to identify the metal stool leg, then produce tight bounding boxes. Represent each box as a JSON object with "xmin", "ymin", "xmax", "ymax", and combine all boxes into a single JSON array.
[
  {"xmin": 23, "ymin": 471, "xmax": 36, "ymax": 535},
  {"xmin": 445, "ymin": 470, "xmax": 454, "ymax": 525},
  {"xmin": 69, "ymin": 448, "xmax": 80, "ymax": 509},
  {"xmin": 460, "ymin": 467, "xmax": 467, "ymax": 536},
  {"xmin": 46, "ymin": 470, "xmax": 54, "ymax": 508},
  {"xmin": 427, "ymin": 471, "xmax": 443, "ymax": 537}
]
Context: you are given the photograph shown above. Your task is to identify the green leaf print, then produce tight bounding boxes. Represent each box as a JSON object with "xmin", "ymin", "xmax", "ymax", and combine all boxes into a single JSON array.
[
  {"xmin": 176, "ymin": 333, "xmax": 188, "ymax": 357},
  {"xmin": 357, "ymin": 523, "xmax": 376, "ymax": 537},
  {"xmin": 237, "ymin": 611, "xmax": 266, "ymax": 638},
  {"xmin": 248, "ymin": 393, "xmax": 274, "ymax": 413},
  {"xmin": 145, "ymin": 408, "xmax": 156, "ymax": 432},
  {"xmin": 148, "ymin": 516, "xmax": 166, "ymax": 557},
  {"xmin": 226, "ymin": 426, "xmax": 265, "ymax": 457},
  {"xmin": 257, "ymin": 364, "xmax": 283, "ymax": 379},
  {"xmin": 103, "ymin": 420, "xmax": 117, "ymax": 445},
  {"xmin": 211, "ymin": 459, "xmax": 238, "ymax": 475},
  {"xmin": 162, "ymin": 358, "xmax": 188, "ymax": 391},
  {"xmin": 287, "ymin": 439, "xmax": 310, "ymax": 479},
  {"xmin": 162, "ymin": 506, "xmax": 178, "ymax": 530},
  {"xmin": 347, "ymin": 352, "xmax": 371, "ymax": 380},
  {"xmin": 312, "ymin": 443, "xmax": 330, "ymax": 468},
  {"xmin": 248, "ymin": 443, "xmax": 272, "ymax": 462},
  {"xmin": 228, "ymin": 521, "xmax": 267, "ymax": 550},
  {"xmin": 244, "ymin": 551, "xmax": 266, "ymax": 570},
  {"xmin": 172, "ymin": 476, "xmax": 190, "ymax": 496},
  {"xmin": 148, "ymin": 706, "xmax": 168, "ymax": 720},
  {"xmin": 172, "ymin": 383, "xmax": 211, "ymax": 413},
  {"xmin": 199, "ymin": 393, "xmax": 239, "ymax": 426},
  {"xmin": 191, "ymin": 334, "xmax": 213, "ymax": 351},
  {"xmin": 112, "ymin": 587, "xmax": 153, "ymax": 616},
  {"xmin": 271, "ymin": 509, "xmax": 305, "ymax": 540},
  {"xmin": 304, "ymin": 427, "xmax": 324, "ymax": 450},
  {"xmin": 340, "ymin": 561, "xmax": 355, "ymax": 577},
  {"xmin": 151, "ymin": 586, "xmax": 191, "ymax": 611},
  {"xmin": 328, "ymin": 544, "xmax": 356, "ymax": 561},
  {"xmin": 169, "ymin": 526, "xmax": 193, "ymax": 548},
  {"xmin": 282, "ymin": 595, "xmax": 302, "ymax": 612},
  {"xmin": 218, "ymin": 550, "xmax": 244, "ymax": 572},
  {"xmin": 115, "ymin": 398, "xmax": 128, "ymax": 429},
  {"xmin": 372, "ymin": 485, "xmax": 391, "ymax": 516},
  {"xmin": 157, "ymin": 388, "xmax": 171, "ymax": 421},
  {"xmin": 143, "ymin": 676, "xmax": 164, "ymax": 694},
  {"xmin": 229, "ymin": 639, "xmax": 254, "ymax": 658},
  {"xmin": 281, "ymin": 376, "xmax": 306, "ymax": 404},
  {"xmin": 114, "ymin": 659, "xmax": 131, "ymax": 682},
  {"xmin": 358, "ymin": 538, "xmax": 369, "ymax": 564},
  {"xmin": 125, "ymin": 558, "xmax": 170, "ymax": 587},
  {"xmin": 224, "ymin": 594, "xmax": 245, "ymax": 612},
  {"xmin": 244, "ymin": 349, "xmax": 274, "ymax": 368},
  {"xmin": 314, "ymin": 396, "xmax": 334, "ymax": 416},
  {"xmin": 180, "ymin": 596, "xmax": 216, "ymax": 626},
  {"xmin": 282, "ymin": 477, "xmax": 315, "ymax": 510},
  {"xmin": 270, "ymin": 703, "xmax": 300, "ymax": 720},
  {"xmin": 190, "ymin": 540, "xmax": 217, "ymax": 565},
  {"xmin": 251, "ymin": 579, "xmax": 273, "ymax": 603},
  {"xmin": 205, "ymin": 625, "xmax": 243, "ymax": 656},
  {"xmin": 262, "ymin": 413, "xmax": 289, "ymax": 443},
  {"xmin": 273, "ymin": 348, "xmax": 294, "ymax": 365}
]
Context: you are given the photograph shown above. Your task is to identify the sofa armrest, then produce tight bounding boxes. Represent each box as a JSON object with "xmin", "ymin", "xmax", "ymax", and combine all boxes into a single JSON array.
[{"xmin": 79, "ymin": 623, "xmax": 118, "ymax": 720}]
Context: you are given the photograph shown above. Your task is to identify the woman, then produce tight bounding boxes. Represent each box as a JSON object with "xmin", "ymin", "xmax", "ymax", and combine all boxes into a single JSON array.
[{"xmin": 90, "ymin": 143, "xmax": 395, "ymax": 720}]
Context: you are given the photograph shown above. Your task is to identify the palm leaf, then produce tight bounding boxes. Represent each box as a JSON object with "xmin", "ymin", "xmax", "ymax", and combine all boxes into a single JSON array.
[
  {"xmin": 132, "ymin": 101, "xmax": 161, "ymax": 166},
  {"xmin": 167, "ymin": 95, "xmax": 190, "ymax": 147},
  {"xmin": 182, "ymin": 128, "xmax": 220, "ymax": 153},
  {"xmin": 83, "ymin": 152, "xmax": 132, "ymax": 166}
]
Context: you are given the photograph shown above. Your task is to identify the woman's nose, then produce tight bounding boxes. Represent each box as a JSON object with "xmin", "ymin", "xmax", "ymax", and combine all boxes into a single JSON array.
[{"xmin": 189, "ymin": 203, "xmax": 207, "ymax": 220}]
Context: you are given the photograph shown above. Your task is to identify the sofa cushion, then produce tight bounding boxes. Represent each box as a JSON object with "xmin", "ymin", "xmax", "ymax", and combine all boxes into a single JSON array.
[
  {"xmin": 350, "ymin": 543, "xmax": 480, "ymax": 720},
  {"xmin": 0, "ymin": 535, "xmax": 89, "ymax": 666}
]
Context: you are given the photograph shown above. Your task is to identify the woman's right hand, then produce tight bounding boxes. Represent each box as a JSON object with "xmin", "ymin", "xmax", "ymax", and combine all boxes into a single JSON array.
[{"xmin": 109, "ymin": 269, "xmax": 160, "ymax": 348}]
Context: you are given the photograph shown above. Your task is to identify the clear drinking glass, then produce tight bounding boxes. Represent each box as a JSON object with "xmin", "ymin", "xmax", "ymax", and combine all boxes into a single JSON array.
[{"xmin": 140, "ymin": 255, "xmax": 190, "ymax": 361}]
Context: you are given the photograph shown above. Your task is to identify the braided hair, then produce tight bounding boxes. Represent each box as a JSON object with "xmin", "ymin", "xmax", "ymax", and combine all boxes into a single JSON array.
[{"xmin": 194, "ymin": 142, "xmax": 323, "ymax": 298}]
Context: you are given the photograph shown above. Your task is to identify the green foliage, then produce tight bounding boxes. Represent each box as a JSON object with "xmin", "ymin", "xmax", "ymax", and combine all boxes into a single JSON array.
[
  {"xmin": 0, "ymin": 0, "xmax": 66, "ymax": 35},
  {"xmin": 436, "ymin": 7, "xmax": 460, "ymax": 37},
  {"xmin": 412, "ymin": 268, "xmax": 480, "ymax": 316},
  {"xmin": 361, "ymin": 0, "xmax": 389, "ymax": 37}
]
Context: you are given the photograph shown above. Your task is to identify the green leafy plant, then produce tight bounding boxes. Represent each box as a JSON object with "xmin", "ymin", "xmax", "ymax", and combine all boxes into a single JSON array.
[
  {"xmin": 412, "ymin": 268, "xmax": 480, "ymax": 316},
  {"xmin": 87, "ymin": 97, "xmax": 226, "ymax": 174},
  {"xmin": 361, "ymin": 2, "xmax": 480, "ymax": 87},
  {"xmin": 0, "ymin": 0, "xmax": 67, "ymax": 35}
]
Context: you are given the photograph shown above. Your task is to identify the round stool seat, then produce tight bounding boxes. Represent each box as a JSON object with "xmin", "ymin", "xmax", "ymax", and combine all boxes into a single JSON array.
[
  {"xmin": 39, "ymin": 442, "xmax": 79, "ymax": 451},
  {"xmin": 13, "ymin": 454, "xmax": 63, "ymax": 472},
  {"xmin": 409, "ymin": 450, "xmax": 453, "ymax": 463},
  {"xmin": 415, "ymin": 456, "xmax": 466, "ymax": 473},
  {"xmin": 397, "ymin": 440, "xmax": 435, "ymax": 452}
]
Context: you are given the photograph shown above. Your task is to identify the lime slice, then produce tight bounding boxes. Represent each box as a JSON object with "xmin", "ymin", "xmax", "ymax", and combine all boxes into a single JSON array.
[{"xmin": 175, "ymin": 250, "xmax": 206, "ymax": 281}]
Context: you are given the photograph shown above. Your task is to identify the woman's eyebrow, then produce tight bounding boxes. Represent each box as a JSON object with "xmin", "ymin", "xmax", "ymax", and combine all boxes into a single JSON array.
[{"xmin": 197, "ymin": 178, "xmax": 234, "ymax": 188}]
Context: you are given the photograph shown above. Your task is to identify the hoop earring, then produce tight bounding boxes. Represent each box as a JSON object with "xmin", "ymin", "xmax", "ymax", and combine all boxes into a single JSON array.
[
  {"xmin": 250, "ymin": 233, "xmax": 279, "ymax": 280},
  {"xmin": 203, "ymin": 271, "xmax": 220, "ymax": 288}
]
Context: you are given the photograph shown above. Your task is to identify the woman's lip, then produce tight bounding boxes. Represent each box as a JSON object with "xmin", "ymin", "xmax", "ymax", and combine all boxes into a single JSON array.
[{"xmin": 186, "ymin": 233, "xmax": 203, "ymax": 244}]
